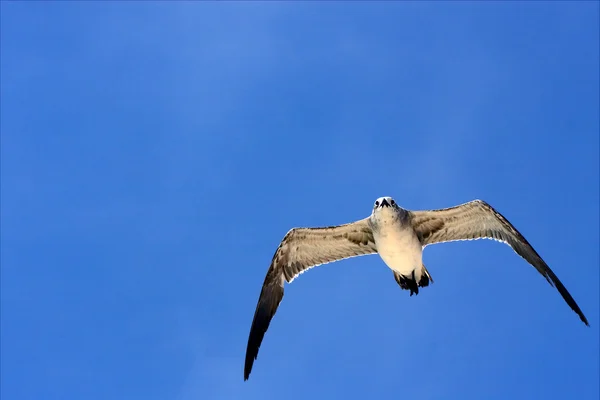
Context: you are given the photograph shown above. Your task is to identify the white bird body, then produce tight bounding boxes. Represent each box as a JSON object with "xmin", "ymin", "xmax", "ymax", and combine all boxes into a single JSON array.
[{"xmin": 371, "ymin": 206, "xmax": 423, "ymax": 279}]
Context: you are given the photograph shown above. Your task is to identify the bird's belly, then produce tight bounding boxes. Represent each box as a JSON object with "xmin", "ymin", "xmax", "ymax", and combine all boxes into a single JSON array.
[{"xmin": 375, "ymin": 228, "xmax": 423, "ymax": 276}]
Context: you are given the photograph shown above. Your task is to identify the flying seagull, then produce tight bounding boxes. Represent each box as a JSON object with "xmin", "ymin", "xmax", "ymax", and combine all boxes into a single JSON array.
[{"xmin": 244, "ymin": 197, "xmax": 588, "ymax": 380}]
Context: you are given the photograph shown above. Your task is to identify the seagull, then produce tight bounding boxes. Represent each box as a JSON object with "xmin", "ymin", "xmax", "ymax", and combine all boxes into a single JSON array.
[{"xmin": 244, "ymin": 197, "xmax": 589, "ymax": 380}]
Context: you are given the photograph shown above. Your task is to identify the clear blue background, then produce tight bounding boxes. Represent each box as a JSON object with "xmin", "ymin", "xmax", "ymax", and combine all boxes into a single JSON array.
[{"xmin": 1, "ymin": 2, "xmax": 598, "ymax": 399}]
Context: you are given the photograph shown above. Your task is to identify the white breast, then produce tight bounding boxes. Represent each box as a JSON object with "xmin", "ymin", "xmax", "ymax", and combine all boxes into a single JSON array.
[{"xmin": 374, "ymin": 222, "xmax": 423, "ymax": 277}]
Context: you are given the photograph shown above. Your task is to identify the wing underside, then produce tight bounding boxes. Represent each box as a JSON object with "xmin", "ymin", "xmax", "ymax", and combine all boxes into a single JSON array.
[
  {"xmin": 244, "ymin": 217, "xmax": 377, "ymax": 380},
  {"xmin": 410, "ymin": 199, "xmax": 588, "ymax": 326}
]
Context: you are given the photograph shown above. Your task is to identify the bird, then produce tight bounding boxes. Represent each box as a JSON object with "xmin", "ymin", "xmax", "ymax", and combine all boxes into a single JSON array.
[{"xmin": 244, "ymin": 197, "xmax": 589, "ymax": 380}]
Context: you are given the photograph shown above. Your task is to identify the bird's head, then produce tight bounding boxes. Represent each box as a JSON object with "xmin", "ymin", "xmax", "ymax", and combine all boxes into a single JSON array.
[
  {"xmin": 372, "ymin": 196, "xmax": 399, "ymax": 212},
  {"xmin": 370, "ymin": 196, "xmax": 408, "ymax": 227}
]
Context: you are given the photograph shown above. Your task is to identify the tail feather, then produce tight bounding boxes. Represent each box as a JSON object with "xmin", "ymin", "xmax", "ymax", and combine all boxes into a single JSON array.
[
  {"xmin": 393, "ymin": 264, "xmax": 433, "ymax": 296},
  {"xmin": 420, "ymin": 264, "xmax": 434, "ymax": 287}
]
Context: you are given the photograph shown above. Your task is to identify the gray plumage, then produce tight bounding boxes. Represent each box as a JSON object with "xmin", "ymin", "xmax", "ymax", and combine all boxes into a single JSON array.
[{"xmin": 244, "ymin": 197, "xmax": 588, "ymax": 381}]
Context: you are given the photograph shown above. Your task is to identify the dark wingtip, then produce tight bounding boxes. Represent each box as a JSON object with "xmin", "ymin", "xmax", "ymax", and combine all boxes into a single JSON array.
[
  {"xmin": 544, "ymin": 269, "xmax": 589, "ymax": 327},
  {"xmin": 575, "ymin": 308, "xmax": 589, "ymax": 327},
  {"xmin": 244, "ymin": 275, "xmax": 284, "ymax": 381}
]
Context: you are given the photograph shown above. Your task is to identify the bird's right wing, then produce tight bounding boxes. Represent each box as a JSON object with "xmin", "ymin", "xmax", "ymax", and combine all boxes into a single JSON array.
[{"xmin": 244, "ymin": 217, "xmax": 377, "ymax": 380}]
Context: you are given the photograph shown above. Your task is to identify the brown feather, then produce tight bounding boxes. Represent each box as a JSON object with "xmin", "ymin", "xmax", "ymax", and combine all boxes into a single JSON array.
[
  {"xmin": 244, "ymin": 218, "xmax": 377, "ymax": 380},
  {"xmin": 409, "ymin": 200, "xmax": 588, "ymax": 326}
]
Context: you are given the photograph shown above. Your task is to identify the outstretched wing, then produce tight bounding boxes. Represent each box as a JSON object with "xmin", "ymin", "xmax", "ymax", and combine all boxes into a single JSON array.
[
  {"xmin": 409, "ymin": 199, "xmax": 588, "ymax": 326},
  {"xmin": 244, "ymin": 217, "xmax": 377, "ymax": 380}
]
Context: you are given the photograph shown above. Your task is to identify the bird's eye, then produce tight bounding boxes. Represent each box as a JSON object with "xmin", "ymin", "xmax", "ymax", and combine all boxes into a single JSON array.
[
  {"xmin": 374, "ymin": 201, "xmax": 380, "ymax": 207},
  {"xmin": 390, "ymin": 199, "xmax": 396, "ymax": 206}
]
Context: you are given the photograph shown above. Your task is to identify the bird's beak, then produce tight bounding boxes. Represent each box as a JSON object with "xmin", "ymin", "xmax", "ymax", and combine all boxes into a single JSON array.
[{"xmin": 380, "ymin": 199, "xmax": 390, "ymax": 208}]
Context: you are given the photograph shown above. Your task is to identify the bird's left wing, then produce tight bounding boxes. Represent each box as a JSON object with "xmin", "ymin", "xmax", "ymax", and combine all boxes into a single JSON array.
[
  {"xmin": 409, "ymin": 199, "xmax": 588, "ymax": 326},
  {"xmin": 244, "ymin": 217, "xmax": 377, "ymax": 380}
]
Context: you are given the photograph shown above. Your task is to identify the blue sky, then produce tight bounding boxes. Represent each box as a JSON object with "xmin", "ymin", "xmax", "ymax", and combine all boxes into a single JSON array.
[{"xmin": 1, "ymin": 2, "xmax": 598, "ymax": 399}]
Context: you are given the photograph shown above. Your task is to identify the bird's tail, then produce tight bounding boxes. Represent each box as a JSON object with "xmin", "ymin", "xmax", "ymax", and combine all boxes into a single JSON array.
[
  {"xmin": 420, "ymin": 264, "xmax": 434, "ymax": 288},
  {"xmin": 393, "ymin": 265, "xmax": 433, "ymax": 296}
]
